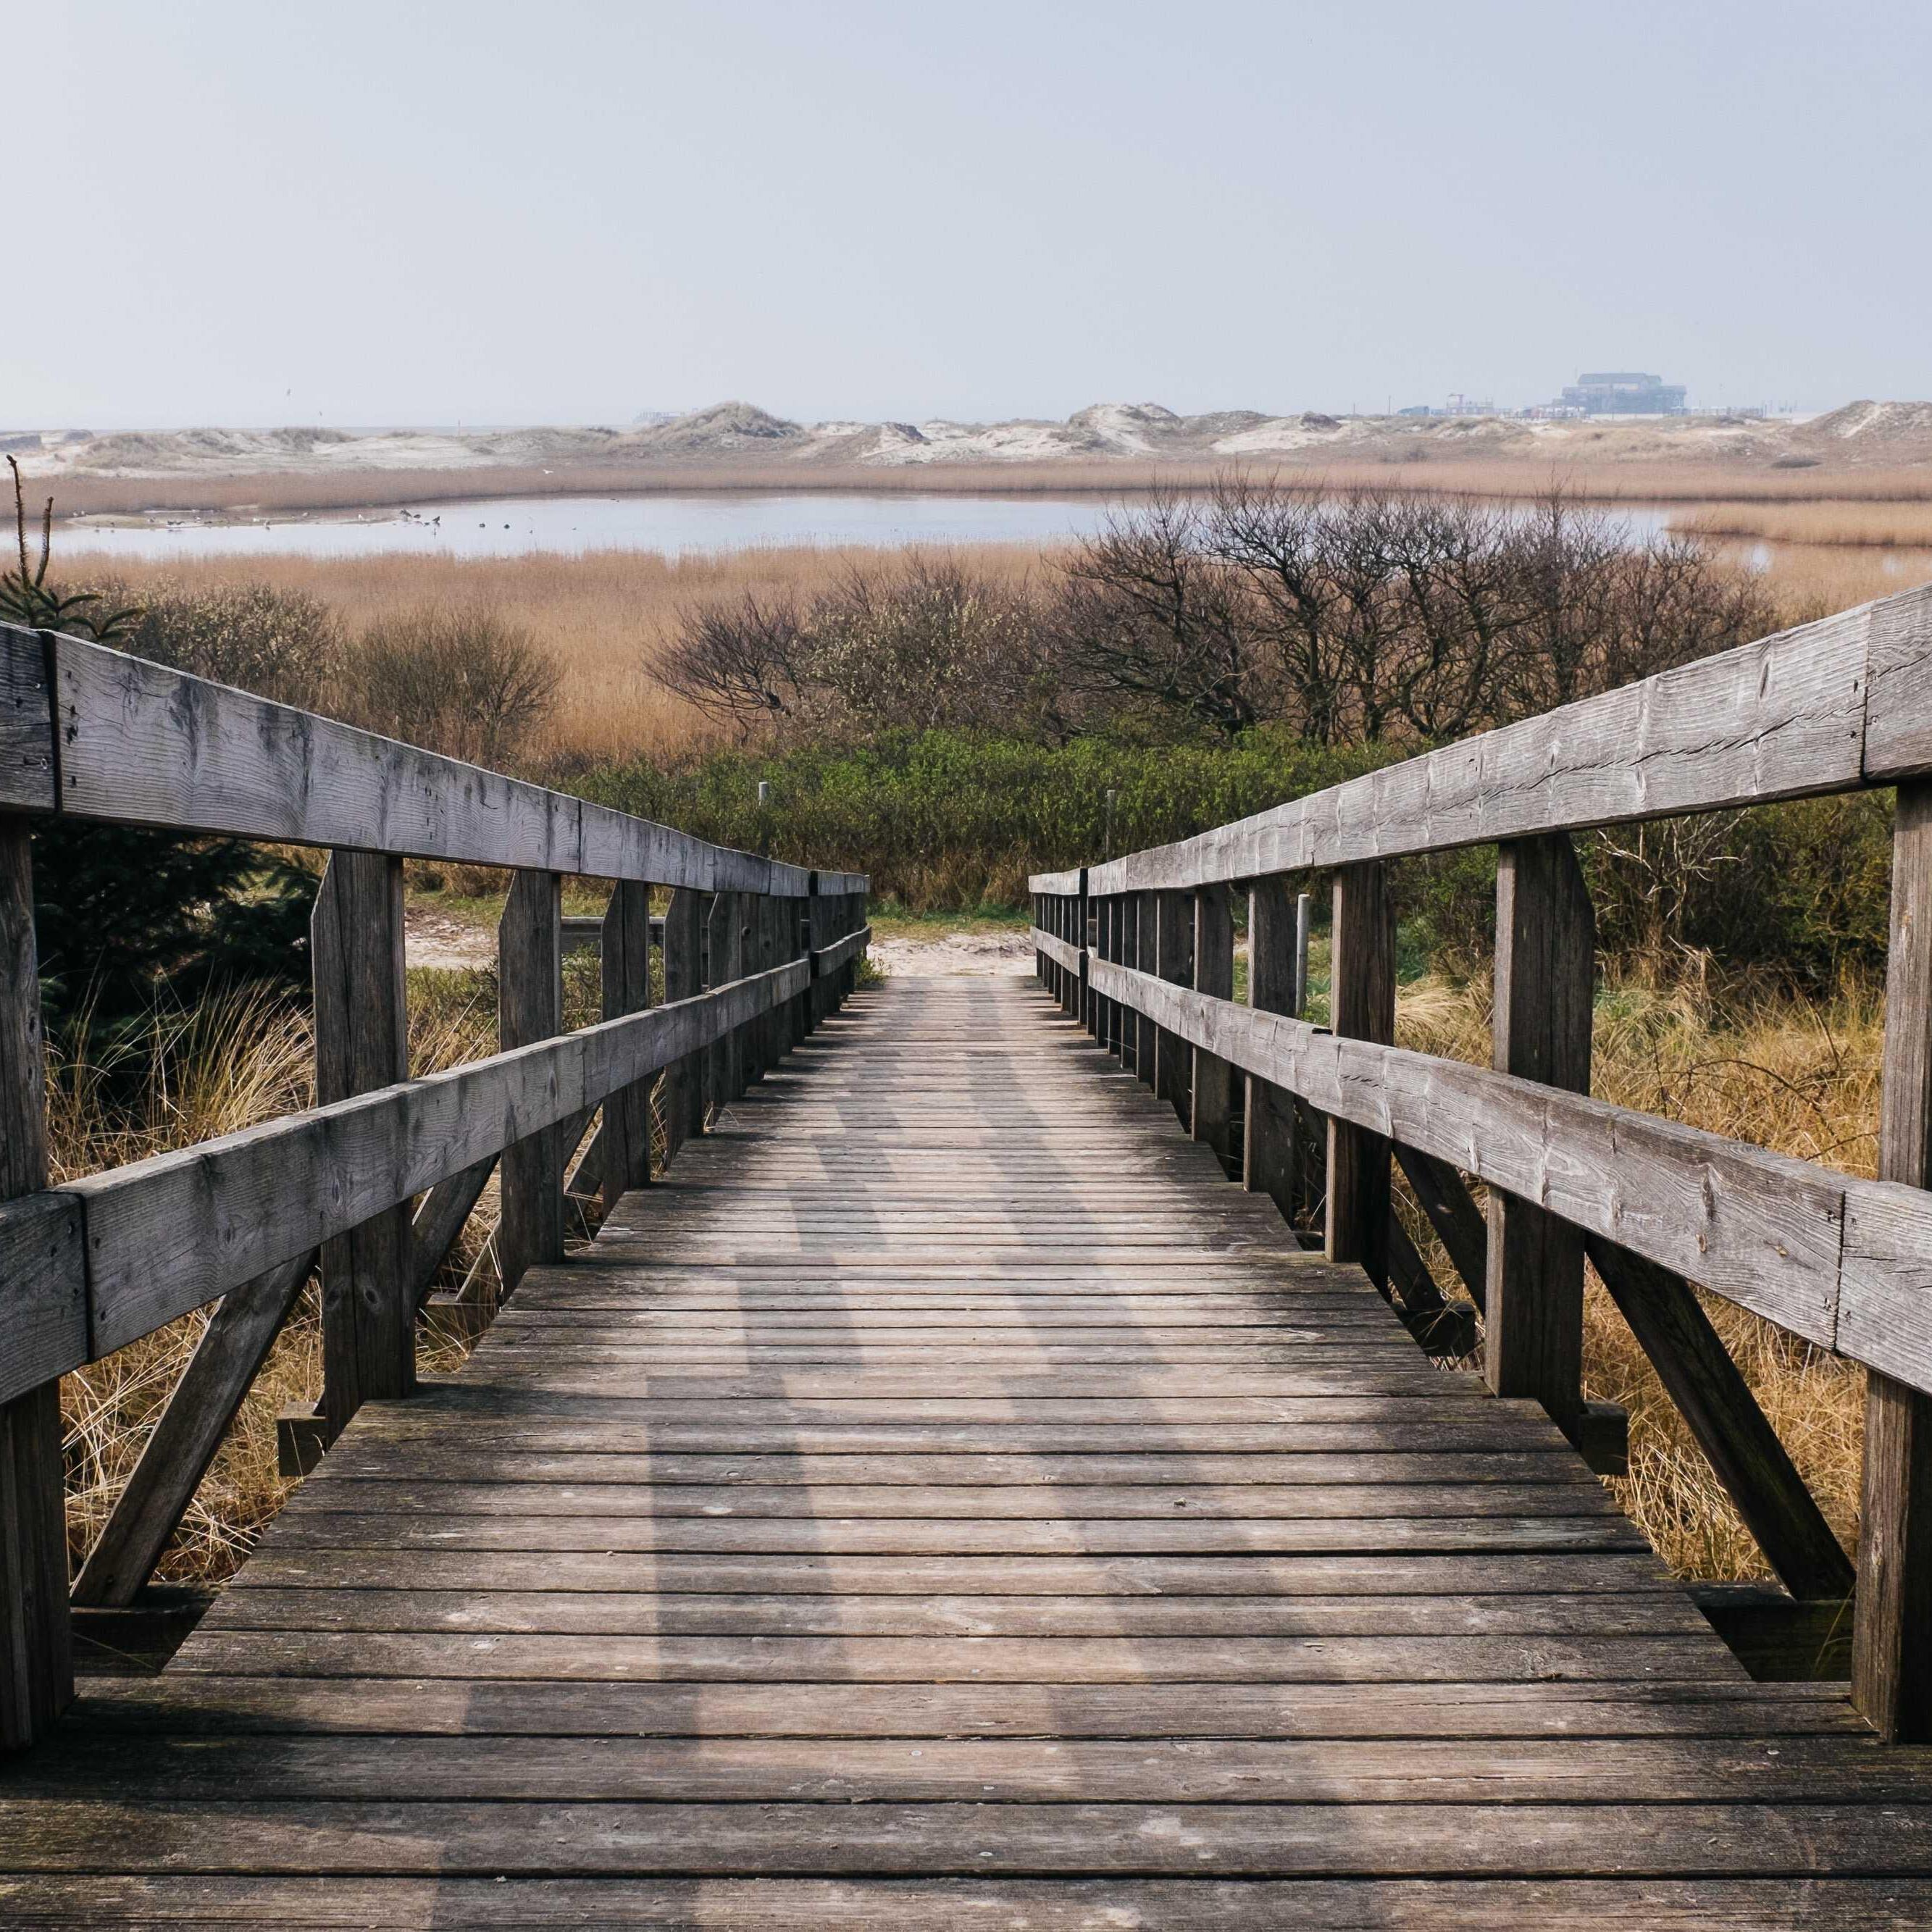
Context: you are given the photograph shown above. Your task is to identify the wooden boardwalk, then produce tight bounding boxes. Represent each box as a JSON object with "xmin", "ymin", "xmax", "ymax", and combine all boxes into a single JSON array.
[{"xmin": 7, "ymin": 977, "xmax": 1932, "ymax": 1927}]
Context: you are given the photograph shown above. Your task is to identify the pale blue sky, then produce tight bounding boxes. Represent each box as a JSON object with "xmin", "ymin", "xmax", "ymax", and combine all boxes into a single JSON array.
[{"xmin": 9, "ymin": 0, "xmax": 1925, "ymax": 427}]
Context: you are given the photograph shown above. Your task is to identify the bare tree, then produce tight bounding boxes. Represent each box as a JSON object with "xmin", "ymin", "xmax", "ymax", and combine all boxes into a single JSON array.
[
  {"xmin": 1205, "ymin": 477, "xmax": 1347, "ymax": 743},
  {"xmin": 1048, "ymin": 490, "xmax": 1261, "ymax": 740},
  {"xmin": 653, "ymin": 592, "xmax": 810, "ymax": 739}
]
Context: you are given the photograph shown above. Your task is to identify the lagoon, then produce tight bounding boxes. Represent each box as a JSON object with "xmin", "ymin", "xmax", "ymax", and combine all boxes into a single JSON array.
[{"xmin": 59, "ymin": 492, "xmax": 1127, "ymax": 561}]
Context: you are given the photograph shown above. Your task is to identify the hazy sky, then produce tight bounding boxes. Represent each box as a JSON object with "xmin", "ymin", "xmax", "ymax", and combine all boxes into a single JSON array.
[{"xmin": 9, "ymin": 1, "xmax": 1925, "ymax": 427}]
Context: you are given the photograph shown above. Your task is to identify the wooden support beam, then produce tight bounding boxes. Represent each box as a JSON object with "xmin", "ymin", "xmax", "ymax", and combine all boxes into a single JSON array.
[
  {"xmin": 1857, "ymin": 777, "xmax": 1932, "ymax": 1741},
  {"xmin": 409, "ymin": 1158, "xmax": 496, "ymax": 1306},
  {"xmin": 497, "ymin": 867, "xmax": 564, "ymax": 1298},
  {"xmin": 599, "ymin": 880, "xmax": 655, "ymax": 1216},
  {"xmin": 0, "ymin": 817, "xmax": 71, "ymax": 1750},
  {"xmin": 1245, "ymin": 877, "xmax": 1298, "ymax": 1222},
  {"xmin": 70, "ymin": 1251, "xmax": 314, "ymax": 1610},
  {"xmin": 1384, "ymin": 1210, "xmax": 1479, "ymax": 1360},
  {"xmin": 661, "ymin": 888, "xmax": 703, "ymax": 1158},
  {"xmin": 1586, "ymin": 1232, "xmax": 1852, "ymax": 1605},
  {"xmin": 1485, "ymin": 833, "xmax": 1593, "ymax": 1442},
  {"xmin": 313, "ymin": 850, "xmax": 413, "ymax": 1436},
  {"xmin": 1393, "ymin": 1145, "xmax": 1489, "ymax": 1312},
  {"xmin": 1192, "ymin": 883, "xmax": 1235, "ymax": 1165},
  {"xmin": 1326, "ymin": 861, "xmax": 1394, "ymax": 1285}
]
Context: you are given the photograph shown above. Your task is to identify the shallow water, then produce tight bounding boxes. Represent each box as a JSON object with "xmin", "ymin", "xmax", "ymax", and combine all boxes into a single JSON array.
[{"xmin": 59, "ymin": 492, "xmax": 1126, "ymax": 560}]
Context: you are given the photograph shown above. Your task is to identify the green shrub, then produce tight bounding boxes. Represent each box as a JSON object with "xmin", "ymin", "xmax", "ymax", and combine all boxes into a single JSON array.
[{"xmin": 573, "ymin": 727, "xmax": 1394, "ymax": 910}]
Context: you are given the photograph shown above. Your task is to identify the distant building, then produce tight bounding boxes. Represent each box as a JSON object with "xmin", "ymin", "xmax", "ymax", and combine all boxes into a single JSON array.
[{"xmin": 1558, "ymin": 372, "xmax": 1688, "ymax": 415}]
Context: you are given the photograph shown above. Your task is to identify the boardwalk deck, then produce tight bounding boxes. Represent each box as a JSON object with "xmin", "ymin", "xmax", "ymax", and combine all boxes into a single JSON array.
[{"xmin": 7, "ymin": 977, "xmax": 1932, "ymax": 1927}]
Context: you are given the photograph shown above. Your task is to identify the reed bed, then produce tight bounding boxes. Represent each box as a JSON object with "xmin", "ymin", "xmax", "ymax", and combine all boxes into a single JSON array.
[
  {"xmin": 1673, "ymin": 499, "xmax": 1932, "ymax": 550},
  {"xmin": 39, "ymin": 456, "xmax": 1932, "ymax": 523},
  {"xmin": 61, "ymin": 538, "xmax": 1928, "ymax": 772},
  {"xmin": 59, "ymin": 543, "xmax": 1049, "ymax": 764}
]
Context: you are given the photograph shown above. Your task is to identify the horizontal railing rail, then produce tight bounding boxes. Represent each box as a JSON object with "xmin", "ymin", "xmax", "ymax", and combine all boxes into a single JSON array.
[
  {"xmin": 1082, "ymin": 585, "xmax": 1932, "ymax": 895},
  {"xmin": 0, "ymin": 620, "xmax": 864, "ymax": 896},
  {"xmin": 1030, "ymin": 580, "xmax": 1932, "ymax": 1747},
  {"xmin": 0, "ymin": 620, "xmax": 868, "ymax": 1750}
]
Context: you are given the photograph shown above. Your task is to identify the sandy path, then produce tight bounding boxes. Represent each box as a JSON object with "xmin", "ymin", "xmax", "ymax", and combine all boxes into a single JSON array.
[{"xmin": 405, "ymin": 907, "xmax": 1034, "ymax": 978}]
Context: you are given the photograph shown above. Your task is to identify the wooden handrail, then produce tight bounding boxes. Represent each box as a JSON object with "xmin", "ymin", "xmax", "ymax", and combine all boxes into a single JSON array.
[
  {"xmin": 1029, "ymin": 583, "xmax": 1932, "ymax": 898},
  {"xmin": 0, "ymin": 622, "xmax": 866, "ymax": 897}
]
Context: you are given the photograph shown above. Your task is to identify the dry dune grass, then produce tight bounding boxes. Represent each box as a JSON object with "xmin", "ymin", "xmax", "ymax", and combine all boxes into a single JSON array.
[
  {"xmin": 56, "ymin": 974, "xmax": 499, "ymax": 1586},
  {"xmin": 1396, "ymin": 969, "xmax": 1875, "ymax": 1581}
]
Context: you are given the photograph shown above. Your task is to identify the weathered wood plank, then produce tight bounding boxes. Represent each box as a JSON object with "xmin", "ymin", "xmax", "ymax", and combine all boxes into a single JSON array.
[
  {"xmin": 21, "ymin": 1797, "xmax": 1932, "ymax": 1877},
  {"xmin": 0, "ymin": 816, "xmax": 69, "ymax": 1749},
  {"xmin": 0, "ymin": 627, "xmax": 55, "ymax": 812},
  {"xmin": 813, "ymin": 922, "xmax": 871, "ymax": 979},
  {"xmin": 1326, "ymin": 861, "xmax": 1393, "ymax": 1284},
  {"xmin": 496, "ymin": 869, "xmax": 564, "ymax": 1299},
  {"xmin": 3, "ymin": 1875, "xmax": 1923, "ymax": 1930},
  {"xmin": 313, "ymin": 851, "xmax": 414, "ymax": 1431},
  {"xmin": 1485, "ymin": 833, "xmax": 1593, "ymax": 1439},
  {"xmin": 660, "ymin": 887, "xmax": 705, "ymax": 1158},
  {"xmin": 35, "ymin": 627, "xmax": 828, "ymax": 894},
  {"xmin": 599, "ymin": 879, "xmax": 655, "ymax": 1213},
  {"xmin": 1068, "ymin": 587, "xmax": 1918, "ymax": 895},
  {"xmin": 61, "ymin": 1673, "xmax": 1860, "ymax": 1739},
  {"xmin": 1192, "ymin": 884, "xmax": 1235, "ymax": 1163},
  {"xmin": 1854, "ymin": 774, "xmax": 1932, "ymax": 1740},
  {"xmin": 1585, "ymin": 1234, "xmax": 1853, "ymax": 1603}
]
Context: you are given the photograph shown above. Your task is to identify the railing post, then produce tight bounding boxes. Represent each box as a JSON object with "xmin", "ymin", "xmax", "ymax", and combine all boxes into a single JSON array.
[
  {"xmin": 600, "ymin": 879, "xmax": 655, "ymax": 1216},
  {"xmin": 498, "ymin": 867, "xmax": 565, "ymax": 1298},
  {"xmin": 1119, "ymin": 895, "xmax": 1140, "ymax": 1074},
  {"xmin": 1192, "ymin": 882, "xmax": 1235, "ymax": 1165},
  {"xmin": 314, "ymin": 850, "xmax": 414, "ymax": 1434},
  {"xmin": 795, "ymin": 887, "xmax": 815, "ymax": 1041},
  {"xmin": 708, "ymin": 890, "xmax": 745, "ymax": 1107},
  {"xmin": 1135, "ymin": 889, "xmax": 1158, "ymax": 1087},
  {"xmin": 1074, "ymin": 869, "xmax": 1090, "ymax": 1037},
  {"xmin": 1484, "ymin": 833, "xmax": 1593, "ymax": 1439},
  {"xmin": 1245, "ymin": 875, "xmax": 1299, "ymax": 1221},
  {"xmin": 1857, "ymin": 777, "xmax": 1932, "ymax": 1741},
  {"xmin": 1153, "ymin": 888, "xmax": 1192, "ymax": 1122},
  {"xmin": 1102, "ymin": 897, "xmax": 1122, "ymax": 1058},
  {"xmin": 661, "ymin": 887, "xmax": 704, "ymax": 1158},
  {"xmin": 1066, "ymin": 894, "xmax": 1080, "ymax": 1019},
  {"xmin": 0, "ymin": 817, "xmax": 72, "ymax": 1750},
  {"xmin": 1079, "ymin": 871, "xmax": 1096, "ymax": 1039},
  {"xmin": 1326, "ymin": 861, "xmax": 1394, "ymax": 1283},
  {"xmin": 753, "ymin": 894, "xmax": 779, "ymax": 1080}
]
